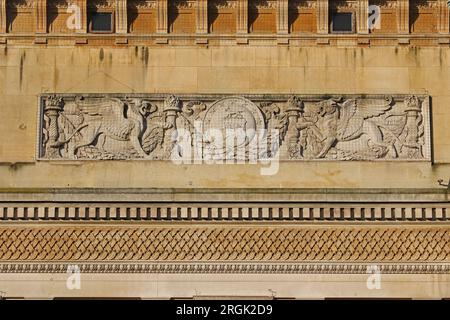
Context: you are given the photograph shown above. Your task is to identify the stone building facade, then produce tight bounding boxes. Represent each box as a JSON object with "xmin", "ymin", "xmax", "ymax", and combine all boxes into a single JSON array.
[{"xmin": 0, "ymin": 0, "xmax": 449, "ymax": 299}]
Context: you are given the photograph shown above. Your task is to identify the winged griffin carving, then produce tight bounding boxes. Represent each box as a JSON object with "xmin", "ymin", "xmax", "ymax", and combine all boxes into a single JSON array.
[
  {"xmin": 314, "ymin": 97, "xmax": 395, "ymax": 158},
  {"xmin": 51, "ymin": 97, "xmax": 154, "ymax": 159},
  {"xmin": 291, "ymin": 96, "xmax": 426, "ymax": 160}
]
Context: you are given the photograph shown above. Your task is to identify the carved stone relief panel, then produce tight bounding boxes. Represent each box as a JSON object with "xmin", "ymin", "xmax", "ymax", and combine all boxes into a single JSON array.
[{"xmin": 37, "ymin": 94, "xmax": 431, "ymax": 161}]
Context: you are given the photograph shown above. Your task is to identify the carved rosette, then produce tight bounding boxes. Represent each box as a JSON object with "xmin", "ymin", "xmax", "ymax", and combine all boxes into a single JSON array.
[{"xmin": 37, "ymin": 94, "xmax": 431, "ymax": 162}]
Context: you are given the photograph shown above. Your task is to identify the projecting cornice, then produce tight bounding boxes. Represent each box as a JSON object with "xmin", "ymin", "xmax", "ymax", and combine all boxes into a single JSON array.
[
  {"xmin": 0, "ymin": 188, "xmax": 449, "ymax": 202},
  {"xmin": 0, "ymin": 0, "xmax": 449, "ymax": 46}
]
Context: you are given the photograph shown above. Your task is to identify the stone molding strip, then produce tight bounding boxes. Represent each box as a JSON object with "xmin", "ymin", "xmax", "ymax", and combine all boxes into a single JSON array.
[
  {"xmin": 0, "ymin": 263, "xmax": 448, "ymax": 274},
  {"xmin": 2, "ymin": 34, "xmax": 450, "ymax": 47},
  {"xmin": 0, "ymin": 203, "xmax": 448, "ymax": 221},
  {"xmin": 0, "ymin": 188, "xmax": 448, "ymax": 202}
]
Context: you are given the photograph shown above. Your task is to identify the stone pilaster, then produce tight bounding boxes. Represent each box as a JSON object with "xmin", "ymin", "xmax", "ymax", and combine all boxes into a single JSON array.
[
  {"xmin": 0, "ymin": 0, "xmax": 6, "ymax": 34},
  {"xmin": 317, "ymin": 0, "xmax": 329, "ymax": 34},
  {"xmin": 397, "ymin": 0, "xmax": 409, "ymax": 34},
  {"xmin": 277, "ymin": 0, "xmax": 289, "ymax": 34},
  {"xmin": 357, "ymin": 0, "xmax": 369, "ymax": 34},
  {"xmin": 75, "ymin": 0, "xmax": 88, "ymax": 33},
  {"xmin": 116, "ymin": 0, "xmax": 128, "ymax": 34},
  {"xmin": 438, "ymin": 0, "xmax": 450, "ymax": 34},
  {"xmin": 36, "ymin": 0, "xmax": 47, "ymax": 33},
  {"xmin": 196, "ymin": 0, "xmax": 208, "ymax": 34},
  {"xmin": 237, "ymin": 0, "xmax": 248, "ymax": 34},
  {"xmin": 156, "ymin": 0, "xmax": 168, "ymax": 34}
]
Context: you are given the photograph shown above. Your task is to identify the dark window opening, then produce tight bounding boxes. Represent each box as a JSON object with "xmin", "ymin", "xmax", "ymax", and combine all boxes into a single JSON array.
[
  {"xmin": 89, "ymin": 12, "xmax": 113, "ymax": 33},
  {"xmin": 331, "ymin": 12, "xmax": 353, "ymax": 33}
]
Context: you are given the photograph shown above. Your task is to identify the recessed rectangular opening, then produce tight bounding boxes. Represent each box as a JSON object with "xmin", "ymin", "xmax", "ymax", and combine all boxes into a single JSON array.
[
  {"xmin": 89, "ymin": 12, "xmax": 113, "ymax": 33},
  {"xmin": 331, "ymin": 12, "xmax": 353, "ymax": 33}
]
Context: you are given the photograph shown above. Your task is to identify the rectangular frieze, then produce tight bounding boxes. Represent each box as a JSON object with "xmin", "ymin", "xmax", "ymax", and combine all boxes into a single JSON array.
[
  {"xmin": 37, "ymin": 94, "xmax": 431, "ymax": 161},
  {"xmin": 0, "ymin": 224, "xmax": 448, "ymax": 268}
]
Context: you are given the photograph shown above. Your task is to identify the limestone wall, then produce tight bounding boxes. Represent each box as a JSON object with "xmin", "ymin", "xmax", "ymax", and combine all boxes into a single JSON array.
[{"xmin": 0, "ymin": 45, "xmax": 449, "ymax": 190}]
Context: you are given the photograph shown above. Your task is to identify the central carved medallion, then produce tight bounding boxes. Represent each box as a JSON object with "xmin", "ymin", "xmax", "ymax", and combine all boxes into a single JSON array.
[{"xmin": 202, "ymin": 97, "xmax": 265, "ymax": 160}]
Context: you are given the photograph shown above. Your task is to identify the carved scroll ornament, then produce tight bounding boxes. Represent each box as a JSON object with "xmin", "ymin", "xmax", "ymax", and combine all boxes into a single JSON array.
[{"xmin": 38, "ymin": 94, "xmax": 431, "ymax": 161}]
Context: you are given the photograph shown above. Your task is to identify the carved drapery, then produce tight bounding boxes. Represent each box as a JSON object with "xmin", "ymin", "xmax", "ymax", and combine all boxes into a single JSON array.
[{"xmin": 37, "ymin": 94, "xmax": 431, "ymax": 161}]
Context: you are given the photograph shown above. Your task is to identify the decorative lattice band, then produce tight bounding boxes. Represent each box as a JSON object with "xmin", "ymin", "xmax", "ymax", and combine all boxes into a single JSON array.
[{"xmin": 0, "ymin": 224, "xmax": 448, "ymax": 263}]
